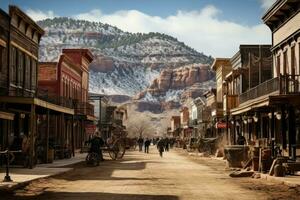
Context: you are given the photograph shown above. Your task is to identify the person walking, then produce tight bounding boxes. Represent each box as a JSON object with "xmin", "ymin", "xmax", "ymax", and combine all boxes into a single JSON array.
[
  {"xmin": 164, "ymin": 137, "xmax": 170, "ymax": 152},
  {"xmin": 144, "ymin": 138, "xmax": 150, "ymax": 153},
  {"xmin": 88, "ymin": 132, "xmax": 105, "ymax": 164},
  {"xmin": 137, "ymin": 137, "xmax": 144, "ymax": 152},
  {"xmin": 237, "ymin": 133, "xmax": 246, "ymax": 145},
  {"xmin": 157, "ymin": 138, "xmax": 165, "ymax": 157}
]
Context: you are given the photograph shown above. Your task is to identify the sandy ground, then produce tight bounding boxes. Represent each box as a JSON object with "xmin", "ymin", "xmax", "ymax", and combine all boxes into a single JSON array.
[{"xmin": 1, "ymin": 146, "xmax": 300, "ymax": 200}]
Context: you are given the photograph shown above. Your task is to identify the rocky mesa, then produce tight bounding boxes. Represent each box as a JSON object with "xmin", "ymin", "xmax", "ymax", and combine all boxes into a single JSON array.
[{"xmin": 136, "ymin": 64, "xmax": 215, "ymax": 100}]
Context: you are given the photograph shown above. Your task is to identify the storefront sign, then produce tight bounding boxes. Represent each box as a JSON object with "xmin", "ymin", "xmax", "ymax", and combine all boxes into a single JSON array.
[
  {"xmin": 85, "ymin": 124, "xmax": 96, "ymax": 134},
  {"xmin": 216, "ymin": 122, "xmax": 227, "ymax": 129}
]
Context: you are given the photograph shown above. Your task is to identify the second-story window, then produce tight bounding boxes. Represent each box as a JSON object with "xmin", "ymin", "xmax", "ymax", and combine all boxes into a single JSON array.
[
  {"xmin": 283, "ymin": 51, "xmax": 288, "ymax": 75},
  {"xmin": 10, "ymin": 46, "xmax": 17, "ymax": 85},
  {"xmin": 18, "ymin": 50, "xmax": 24, "ymax": 88},
  {"xmin": 0, "ymin": 46, "xmax": 4, "ymax": 72},
  {"xmin": 291, "ymin": 46, "xmax": 295, "ymax": 76},
  {"xmin": 25, "ymin": 55, "xmax": 31, "ymax": 89},
  {"xmin": 276, "ymin": 55, "xmax": 280, "ymax": 76},
  {"xmin": 31, "ymin": 59, "xmax": 37, "ymax": 91}
]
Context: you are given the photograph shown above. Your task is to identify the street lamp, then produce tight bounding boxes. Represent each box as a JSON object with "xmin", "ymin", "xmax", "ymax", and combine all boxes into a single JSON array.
[
  {"xmin": 253, "ymin": 113, "xmax": 259, "ymax": 123},
  {"xmin": 247, "ymin": 117, "xmax": 252, "ymax": 123},
  {"xmin": 275, "ymin": 112, "xmax": 282, "ymax": 120},
  {"xmin": 268, "ymin": 112, "xmax": 272, "ymax": 119}
]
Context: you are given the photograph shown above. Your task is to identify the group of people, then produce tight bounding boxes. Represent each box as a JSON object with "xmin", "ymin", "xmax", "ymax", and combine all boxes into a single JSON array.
[
  {"xmin": 137, "ymin": 137, "xmax": 173, "ymax": 157},
  {"xmin": 137, "ymin": 137, "xmax": 151, "ymax": 153}
]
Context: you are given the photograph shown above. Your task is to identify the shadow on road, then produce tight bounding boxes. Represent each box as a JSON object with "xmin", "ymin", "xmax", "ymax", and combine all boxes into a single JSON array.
[
  {"xmin": 3, "ymin": 191, "xmax": 180, "ymax": 200},
  {"xmin": 50, "ymin": 154, "xmax": 163, "ymax": 181}
]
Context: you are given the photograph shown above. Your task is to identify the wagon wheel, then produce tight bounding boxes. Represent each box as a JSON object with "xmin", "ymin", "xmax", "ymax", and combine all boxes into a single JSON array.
[
  {"xmin": 116, "ymin": 138, "xmax": 126, "ymax": 159},
  {"xmin": 108, "ymin": 139, "xmax": 126, "ymax": 160}
]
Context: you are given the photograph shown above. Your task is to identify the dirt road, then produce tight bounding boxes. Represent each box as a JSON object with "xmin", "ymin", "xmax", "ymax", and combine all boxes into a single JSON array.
[{"xmin": 2, "ymin": 146, "xmax": 300, "ymax": 200}]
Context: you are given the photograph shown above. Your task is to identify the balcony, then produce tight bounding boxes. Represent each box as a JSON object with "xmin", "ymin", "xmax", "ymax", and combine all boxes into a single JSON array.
[
  {"xmin": 239, "ymin": 75, "xmax": 300, "ymax": 105},
  {"xmin": 37, "ymin": 89, "xmax": 74, "ymax": 109},
  {"xmin": 211, "ymin": 102, "xmax": 223, "ymax": 117},
  {"xmin": 223, "ymin": 94, "xmax": 239, "ymax": 113},
  {"xmin": 280, "ymin": 74, "xmax": 300, "ymax": 94},
  {"xmin": 75, "ymin": 101, "xmax": 95, "ymax": 116}
]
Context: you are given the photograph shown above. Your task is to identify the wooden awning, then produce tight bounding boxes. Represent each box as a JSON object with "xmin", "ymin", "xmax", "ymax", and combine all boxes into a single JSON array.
[
  {"xmin": 0, "ymin": 96, "xmax": 74, "ymax": 115},
  {"xmin": 86, "ymin": 114, "xmax": 97, "ymax": 122},
  {"xmin": 231, "ymin": 95, "xmax": 270, "ymax": 115},
  {"xmin": 0, "ymin": 111, "xmax": 14, "ymax": 120}
]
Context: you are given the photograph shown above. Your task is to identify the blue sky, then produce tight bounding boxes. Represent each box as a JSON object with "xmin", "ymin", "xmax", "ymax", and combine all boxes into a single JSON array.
[{"xmin": 0, "ymin": 0, "xmax": 277, "ymax": 57}]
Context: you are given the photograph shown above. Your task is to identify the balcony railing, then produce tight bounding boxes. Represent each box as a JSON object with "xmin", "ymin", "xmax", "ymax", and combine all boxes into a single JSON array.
[
  {"xmin": 75, "ymin": 101, "xmax": 95, "ymax": 116},
  {"xmin": 240, "ymin": 77, "xmax": 279, "ymax": 104},
  {"xmin": 280, "ymin": 74, "xmax": 300, "ymax": 94},
  {"xmin": 239, "ymin": 75, "xmax": 300, "ymax": 105},
  {"xmin": 37, "ymin": 89, "xmax": 74, "ymax": 109}
]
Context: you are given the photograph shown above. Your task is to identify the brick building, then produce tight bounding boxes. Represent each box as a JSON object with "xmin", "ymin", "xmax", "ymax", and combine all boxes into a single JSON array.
[{"xmin": 38, "ymin": 49, "xmax": 95, "ymax": 155}]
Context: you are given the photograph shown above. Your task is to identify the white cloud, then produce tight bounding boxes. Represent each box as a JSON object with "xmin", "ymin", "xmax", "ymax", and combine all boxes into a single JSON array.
[
  {"xmin": 73, "ymin": 5, "xmax": 271, "ymax": 57},
  {"xmin": 26, "ymin": 9, "xmax": 57, "ymax": 21},
  {"xmin": 260, "ymin": 0, "xmax": 277, "ymax": 10}
]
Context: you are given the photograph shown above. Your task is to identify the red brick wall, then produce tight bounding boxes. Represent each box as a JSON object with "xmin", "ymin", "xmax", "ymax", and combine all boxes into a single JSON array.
[{"xmin": 38, "ymin": 63, "xmax": 57, "ymax": 81}]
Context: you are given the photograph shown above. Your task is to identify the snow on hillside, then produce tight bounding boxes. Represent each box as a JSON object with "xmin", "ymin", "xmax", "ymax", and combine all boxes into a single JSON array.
[
  {"xmin": 89, "ymin": 66, "xmax": 160, "ymax": 96},
  {"xmin": 37, "ymin": 17, "xmax": 214, "ymax": 101}
]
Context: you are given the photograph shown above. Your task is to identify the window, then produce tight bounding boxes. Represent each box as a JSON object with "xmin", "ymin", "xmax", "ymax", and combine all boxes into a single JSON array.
[
  {"xmin": 25, "ymin": 55, "xmax": 31, "ymax": 89},
  {"xmin": 11, "ymin": 47, "xmax": 17, "ymax": 84},
  {"xmin": 283, "ymin": 51, "xmax": 288, "ymax": 75},
  {"xmin": 0, "ymin": 46, "xmax": 4, "ymax": 72},
  {"xmin": 18, "ymin": 51, "xmax": 24, "ymax": 87},
  {"xmin": 31, "ymin": 59, "xmax": 37, "ymax": 91},
  {"xmin": 276, "ymin": 55, "xmax": 281, "ymax": 76},
  {"xmin": 291, "ymin": 46, "xmax": 295, "ymax": 76}
]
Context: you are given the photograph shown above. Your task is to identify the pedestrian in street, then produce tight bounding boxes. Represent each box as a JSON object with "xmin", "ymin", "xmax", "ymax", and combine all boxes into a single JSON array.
[
  {"xmin": 144, "ymin": 138, "xmax": 151, "ymax": 153},
  {"xmin": 164, "ymin": 137, "xmax": 170, "ymax": 152},
  {"xmin": 21, "ymin": 133, "xmax": 30, "ymax": 168},
  {"xmin": 137, "ymin": 137, "xmax": 144, "ymax": 152},
  {"xmin": 237, "ymin": 133, "xmax": 246, "ymax": 145},
  {"xmin": 88, "ymin": 132, "xmax": 105, "ymax": 164},
  {"xmin": 157, "ymin": 138, "xmax": 165, "ymax": 157}
]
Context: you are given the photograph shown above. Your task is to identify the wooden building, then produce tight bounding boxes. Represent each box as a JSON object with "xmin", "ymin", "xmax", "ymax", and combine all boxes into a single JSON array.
[
  {"xmin": 180, "ymin": 107, "xmax": 191, "ymax": 139},
  {"xmin": 261, "ymin": 0, "xmax": 300, "ymax": 158},
  {"xmin": 210, "ymin": 58, "xmax": 232, "ymax": 140},
  {"xmin": 0, "ymin": 8, "xmax": 15, "ymax": 154},
  {"xmin": 100, "ymin": 105, "xmax": 127, "ymax": 142},
  {"xmin": 170, "ymin": 116, "xmax": 181, "ymax": 138},
  {"xmin": 38, "ymin": 49, "xmax": 95, "ymax": 156},
  {"xmin": 224, "ymin": 45, "xmax": 273, "ymax": 145},
  {"xmin": 203, "ymin": 88, "xmax": 217, "ymax": 137},
  {"xmin": 0, "ymin": 6, "xmax": 78, "ymax": 168}
]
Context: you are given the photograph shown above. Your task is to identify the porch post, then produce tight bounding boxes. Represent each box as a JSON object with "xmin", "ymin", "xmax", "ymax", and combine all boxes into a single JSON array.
[
  {"xmin": 46, "ymin": 109, "xmax": 49, "ymax": 163},
  {"xmin": 288, "ymin": 106, "xmax": 296, "ymax": 159},
  {"xmin": 71, "ymin": 115, "xmax": 75, "ymax": 157},
  {"xmin": 281, "ymin": 106, "xmax": 287, "ymax": 150},
  {"xmin": 233, "ymin": 116, "xmax": 236, "ymax": 145},
  {"xmin": 226, "ymin": 115, "xmax": 229, "ymax": 145},
  {"xmin": 271, "ymin": 110, "xmax": 275, "ymax": 158},
  {"xmin": 29, "ymin": 104, "xmax": 36, "ymax": 169}
]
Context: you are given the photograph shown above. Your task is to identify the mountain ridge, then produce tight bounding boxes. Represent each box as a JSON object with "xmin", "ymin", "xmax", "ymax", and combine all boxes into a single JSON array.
[{"xmin": 37, "ymin": 17, "xmax": 215, "ymax": 108}]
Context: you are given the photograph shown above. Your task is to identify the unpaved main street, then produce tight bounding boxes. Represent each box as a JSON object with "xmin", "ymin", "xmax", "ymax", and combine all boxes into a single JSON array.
[{"xmin": 2, "ymin": 146, "xmax": 300, "ymax": 200}]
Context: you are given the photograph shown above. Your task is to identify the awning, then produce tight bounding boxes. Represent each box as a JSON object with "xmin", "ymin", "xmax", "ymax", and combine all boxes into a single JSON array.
[
  {"xmin": 0, "ymin": 111, "xmax": 14, "ymax": 120},
  {"xmin": 0, "ymin": 96, "xmax": 74, "ymax": 115},
  {"xmin": 230, "ymin": 94, "xmax": 272, "ymax": 115},
  {"xmin": 86, "ymin": 114, "xmax": 97, "ymax": 122}
]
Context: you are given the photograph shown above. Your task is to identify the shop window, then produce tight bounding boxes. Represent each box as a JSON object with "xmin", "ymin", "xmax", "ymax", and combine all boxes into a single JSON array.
[
  {"xmin": 0, "ymin": 46, "xmax": 3, "ymax": 72},
  {"xmin": 10, "ymin": 47, "xmax": 17, "ymax": 84}
]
